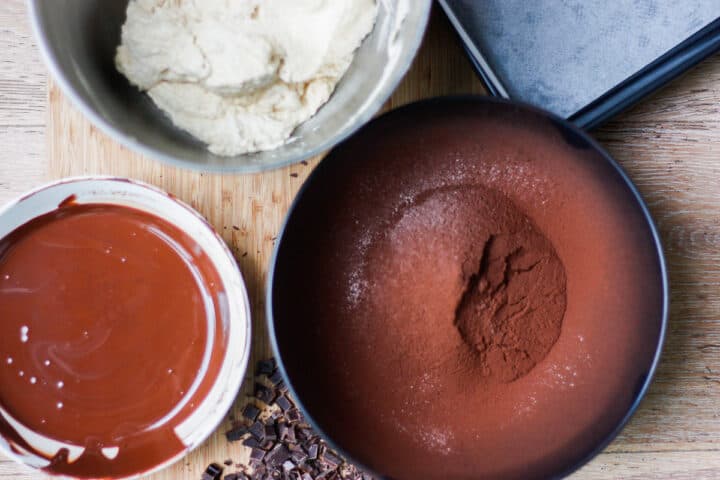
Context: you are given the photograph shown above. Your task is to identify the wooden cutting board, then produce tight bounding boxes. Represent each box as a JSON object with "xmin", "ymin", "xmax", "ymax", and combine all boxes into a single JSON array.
[{"xmin": 45, "ymin": 8, "xmax": 720, "ymax": 480}]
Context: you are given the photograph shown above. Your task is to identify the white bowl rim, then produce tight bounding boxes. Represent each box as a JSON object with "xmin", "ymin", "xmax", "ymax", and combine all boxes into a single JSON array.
[{"xmin": 0, "ymin": 176, "xmax": 252, "ymax": 480}]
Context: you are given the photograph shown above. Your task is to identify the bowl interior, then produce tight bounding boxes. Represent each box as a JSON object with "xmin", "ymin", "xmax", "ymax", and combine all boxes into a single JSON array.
[
  {"xmin": 270, "ymin": 98, "xmax": 667, "ymax": 479},
  {"xmin": 29, "ymin": 0, "xmax": 431, "ymax": 172},
  {"xmin": 0, "ymin": 178, "xmax": 251, "ymax": 479}
]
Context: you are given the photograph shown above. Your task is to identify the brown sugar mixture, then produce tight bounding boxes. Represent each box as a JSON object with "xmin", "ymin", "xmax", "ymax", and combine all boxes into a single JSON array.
[
  {"xmin": 273, "ymin": 100, "xmax": 665, "ymax": 480},
  {"xmin": 0, "ymin": 203, "xmax": 227, "ymax": 478}
]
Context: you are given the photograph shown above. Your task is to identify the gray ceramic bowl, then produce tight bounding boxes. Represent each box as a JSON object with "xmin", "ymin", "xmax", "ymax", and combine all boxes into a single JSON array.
[{"xmin": 28, "ymin": 0, "xmax": 431, "ymax": 173}]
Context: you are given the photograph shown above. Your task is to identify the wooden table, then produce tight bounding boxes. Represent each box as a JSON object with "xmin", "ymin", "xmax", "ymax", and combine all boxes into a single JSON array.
[{"xmin": 1, "ymin": 1, "xmax": 720, "ymax": 479}]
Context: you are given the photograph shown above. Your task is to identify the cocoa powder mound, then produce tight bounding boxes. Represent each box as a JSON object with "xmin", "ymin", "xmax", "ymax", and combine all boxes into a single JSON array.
[{"xmin": 454, "ymin": 203, "xmax": 567, "ymax": 383}]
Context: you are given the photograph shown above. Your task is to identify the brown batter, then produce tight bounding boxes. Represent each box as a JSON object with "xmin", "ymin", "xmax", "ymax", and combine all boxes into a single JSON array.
[
  {"xmin": 0, "ymin": 203, "xmax": 227, "ymax": 478},
  {"xmin": 273, "ymin": 100, "xmax": 665, "ymax": 480}
]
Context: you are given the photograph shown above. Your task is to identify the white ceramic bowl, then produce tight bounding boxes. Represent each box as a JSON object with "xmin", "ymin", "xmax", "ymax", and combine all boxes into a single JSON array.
[
  {"xmin": 28, "ymin": 0, "xmax": 432, "ymax": 173},
  {"xmin": 0, "ymin": 177, "xmax": 251, "ymax": 479}
]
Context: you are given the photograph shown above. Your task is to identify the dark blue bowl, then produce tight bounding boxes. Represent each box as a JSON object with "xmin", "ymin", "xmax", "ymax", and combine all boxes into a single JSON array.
[{"xmin": 267, "ymin": 96, "xmax": 668, "ymax": 480}]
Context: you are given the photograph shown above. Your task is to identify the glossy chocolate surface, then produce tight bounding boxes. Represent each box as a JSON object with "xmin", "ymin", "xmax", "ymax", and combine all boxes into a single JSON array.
[{"xmin": 0, "ymin": 203, "xmax": 227, "ymax": 478}]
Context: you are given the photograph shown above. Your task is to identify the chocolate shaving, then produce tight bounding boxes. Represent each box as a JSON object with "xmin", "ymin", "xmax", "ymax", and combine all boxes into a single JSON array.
[{"xmin": 201, "ymin": 463, "xmax": 223, "ymax": 480}]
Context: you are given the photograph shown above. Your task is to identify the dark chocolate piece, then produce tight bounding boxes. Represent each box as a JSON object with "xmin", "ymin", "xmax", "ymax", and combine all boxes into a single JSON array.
[
  {"xmin": 275, "ymin": 395, "xmax": 292, "ymax": 412},
  {"xmin": 265, "ymin": 424, "xmax": 278, "ymax": 441},
  {"xmin": 242, "ymin": 404, "xmax": 261, "ymax": 422},
  {"xmin": 201, "ymin": 463, "xmax": 223, "ymax": 480},
  {"xmin": 322, "ymin": 451, "xmax": 341, "ymax": 469},
  {"xmin": 268, "ymin": 369, "xmax": 284, "ymax": 386},
  {"xmin": 255, "ymin": 383, "xmax": 276, "ymax": 404},
  {"xmin": 306, "ymin": 443, "xmax": 319, "ymax": 460},
  {"xmin": 223, "ymin": 459, "xmax": 233, "ymax": 466},
  {"xmin": 290, "ymin": 450, "xmax": 308, "ymax": 465},
  {"xmin": 249, "ymin": 421, "xmax": 265, "ymax": 441},
  {"xmin": 277, "ymin": 421, "xmax": 289, "ymax": 441},
  {"xmin": 257, "ymin": 359, "xmax": 277, "ymax": 376},
  {"xmin": 265, "ymin": 444, "xmax": 291, "ymax": 467},
  {"xmin": 243, "ymin": 437, "xmax": 261, "ymax": 449},
  {"xmin": 225, "ymin": 425, "xmax": 248, "ymax": 442},
  {"xmin": 285, "ymin": 425, "xmax": 296, "ymax": 443},
  {"xmin": 286, "ymin": 408, "xmax": 301, "ymax": 423},
  {"xmin": 250, "ymin": 447, "xmax": 267, "ymax": 461}
]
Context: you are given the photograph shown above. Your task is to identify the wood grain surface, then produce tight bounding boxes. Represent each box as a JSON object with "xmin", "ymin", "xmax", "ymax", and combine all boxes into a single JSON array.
[{"xmin": 1, "ymin": 1, "xmax": 720, "ymax": 479}]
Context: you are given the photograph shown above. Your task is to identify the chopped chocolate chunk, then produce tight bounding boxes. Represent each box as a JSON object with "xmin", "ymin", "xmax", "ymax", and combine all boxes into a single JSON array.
[
  {"xmin": 286, "ymin": 408, "xmax": 301, "ymax": 422},
  {"xmin": 296, "ymin": 427, "xmax": 313, "ymax": 441},
  {"xmin": 255, "ymin": 383, "xmax": 276, "ymax": 404},
  {"xmin": 290, "ymin": 173, "xmax": 299, "ymax": 178},
  {"xmin": 214, "ymin": 359, "xmax": 374, "ymax": 480},
  {"xmin": 249, "ymin": 421, "xmax": 265, "ymax": 441},
  {"xmin": 242, "ymin": 437, "xmax": 261, "ymax": 449},
  {"xmin": 223, "ymin": 459, "xmax": 233, "ymax": 466},
  {"xmin": 268, "ymin": 369, "xmax": 284, "ymax": 386},
  {"xmin": 285, "ymin": 425, "xmax": 296, "ymax": 443},
  {"xmin": 275, "ymin": 395, "xmax": 292, "ymax": 411},
  {"xmin": 257, "ymin": 359, "xmax": 277, "ymax": 376},
  {"xmin": 277, "ymin": 421, "xmax": 289, "ymax": 441},
  {"xmin": 290, "ymin": 450, "xmax": 308, "ymax": 465},
  {"xmin": 242, "ymin": 404, "xmax": 261, "ymax": 422},
  {"xmin": 265, "ymin": 444, "xmax": 291, "ymax": 467},
  {"xmin": 322, "ymin": 451, "xmax": 341, "ymax": 469},
  {"xmin": 264, "ymin": 424, "xmax": 278, "ymax": 441},
  {"xmin": 201, "ymin": 463, "xmax": 223, "ymax": 480},
  {"xmin": 250, "ymin": 447, "xmax": 267, "ymax": 461},
  {"xmin": 306, "ymin": 443, "xmax": 319, "ymax": 460},
  {"xmin": 225, "ymin": 425, "xmax": 248, "ymax": 442}
]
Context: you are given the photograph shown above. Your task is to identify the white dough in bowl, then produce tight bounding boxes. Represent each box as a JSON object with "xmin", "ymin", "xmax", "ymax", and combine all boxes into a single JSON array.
[{"xmin": 116, "ymin": 0, "xmax": 378, "ymax": 156}]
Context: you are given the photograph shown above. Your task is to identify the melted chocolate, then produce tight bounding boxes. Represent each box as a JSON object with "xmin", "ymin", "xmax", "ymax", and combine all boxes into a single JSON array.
[{"xmin": 0, "ymin": 203, "xmax": 227, "ymax": 478}]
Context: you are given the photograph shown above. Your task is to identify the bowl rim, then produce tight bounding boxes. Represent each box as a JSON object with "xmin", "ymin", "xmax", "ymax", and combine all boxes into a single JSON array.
[
  {"xmin": 0, "ymin": 176, "xmax": 252, "ymax": 480},
  {"xmin": 26, "ymin": 0, "xmax": 433, "ymax": 175},
  {"xmin": 266, "ymin": 95, "xmax": 670, "ymax": 480}
]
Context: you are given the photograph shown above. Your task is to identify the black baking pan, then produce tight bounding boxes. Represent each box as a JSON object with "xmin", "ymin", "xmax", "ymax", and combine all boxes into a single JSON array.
[
  {"xmin": 438, "ymin": 0, "xmax": 720, "ymax": 129},
  {"xmin": 267, "ymin": 96, "xmax": 669, "ymax": 480}
]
